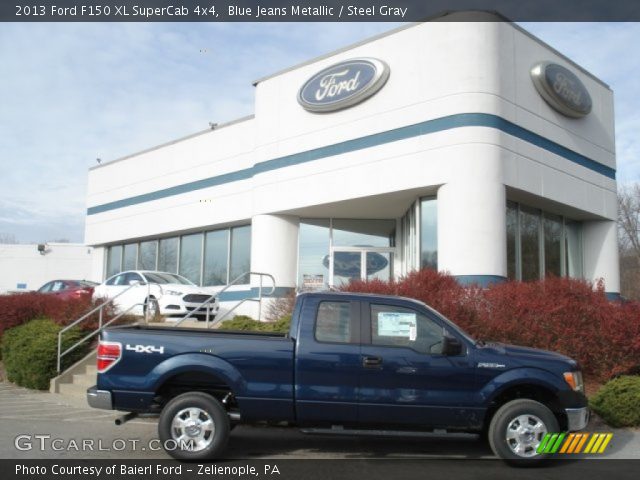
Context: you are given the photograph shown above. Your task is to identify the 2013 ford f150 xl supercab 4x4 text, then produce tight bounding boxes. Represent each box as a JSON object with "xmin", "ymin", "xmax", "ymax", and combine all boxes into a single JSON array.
[{"xmin": 87, "ymin": 292, "xmax": 589, "ymax": 462}]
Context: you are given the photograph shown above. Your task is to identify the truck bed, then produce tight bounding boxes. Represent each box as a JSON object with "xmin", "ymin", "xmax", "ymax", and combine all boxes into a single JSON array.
[{"xmin": 98, "ymin": 323, "xmax": 295, "ymax": 419}]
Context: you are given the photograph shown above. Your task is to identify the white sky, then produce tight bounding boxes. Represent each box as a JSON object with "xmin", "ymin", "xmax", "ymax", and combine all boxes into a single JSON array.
[{"xmin": 0, "ymin": 22, "xmax": 638, "ymax": 243}]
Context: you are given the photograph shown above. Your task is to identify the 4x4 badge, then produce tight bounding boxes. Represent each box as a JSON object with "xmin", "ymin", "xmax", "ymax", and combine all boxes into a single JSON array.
[{"xmin": 125, "ymin": 344, "xmax": 164, "ymax": 354}]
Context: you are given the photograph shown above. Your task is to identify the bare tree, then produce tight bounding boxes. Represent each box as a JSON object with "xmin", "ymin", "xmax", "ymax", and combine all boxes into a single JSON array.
[
  {"xmin": 618, "ymin": 184, "xmax": 640, "ymax": 300},
  {"xmin": 0, "ymin": 233, "xmax": 17, "ymax": 244}
]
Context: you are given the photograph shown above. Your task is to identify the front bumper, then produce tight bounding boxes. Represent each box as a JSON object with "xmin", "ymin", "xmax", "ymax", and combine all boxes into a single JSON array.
[
  {"xmin": 87, "ymin": 386, "xmax": 113, "ymax": 410},
  {"xmin": 565, "ymin": 407, "xmax": 590, "ymax": 431},
  {"xmin": 161, "ymin": 302, "xmax": 218, "ymax": 317}
]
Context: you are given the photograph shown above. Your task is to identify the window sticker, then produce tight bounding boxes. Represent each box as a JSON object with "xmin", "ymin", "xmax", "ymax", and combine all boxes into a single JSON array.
[{"xmin": 377, "ymin": 312, "xmax": 417, "ymax": 339}]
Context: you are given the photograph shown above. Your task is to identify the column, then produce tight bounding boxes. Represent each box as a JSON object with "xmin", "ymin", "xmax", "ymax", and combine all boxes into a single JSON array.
[
  {"xmin": 437, "ymin": 175, "xmax": 507, "ymax": 286},
  {"xmin": 583, "ymin": 220, "xmax": 621, "ymax": 296},
  {"xmin": 250, "ymin": 214, "xmax": 300, "ymax": 290}
]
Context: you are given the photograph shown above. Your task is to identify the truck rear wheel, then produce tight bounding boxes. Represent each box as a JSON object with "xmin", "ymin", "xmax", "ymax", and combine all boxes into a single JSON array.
[
  {"xmin": 488, "ymin": 399, "xmax": 559, "ymax": 464},
  {"xmin": 158, "ymin": 392, "xmax": 230, "ymax": 460}
]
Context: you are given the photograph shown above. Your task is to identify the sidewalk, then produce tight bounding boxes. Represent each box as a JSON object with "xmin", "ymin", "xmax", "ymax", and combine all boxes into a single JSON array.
[{"xmin": 585, "ymin": 413, "xmax": 640, "ymax": 459}]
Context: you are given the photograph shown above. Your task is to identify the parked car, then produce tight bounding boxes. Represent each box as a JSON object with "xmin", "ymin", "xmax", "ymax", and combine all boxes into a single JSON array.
[
  {"xmin": 87, "ymin": 291, "xmax": 588, "ymax": 463},
  {"xmin": 37, "ymin": 279, "xmax": 98, "ymax": 300},
  {"xmin": 92, "ymin": 270, "xmax": 219, "ymax": 321}
]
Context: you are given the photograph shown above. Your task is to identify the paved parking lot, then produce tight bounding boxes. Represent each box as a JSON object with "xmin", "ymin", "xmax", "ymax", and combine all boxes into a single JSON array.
[{"xmin": 0, "ymin": 382, "xmax": 638, "ymax": 462}]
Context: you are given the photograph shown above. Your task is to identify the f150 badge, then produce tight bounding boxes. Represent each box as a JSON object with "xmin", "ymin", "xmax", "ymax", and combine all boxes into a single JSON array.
[
  {"xmin": 477, "ymin": 362, "xmax": 506, "ymax": 369},
  {"xmin": 126, "ymin": 344, "xmax": 164, "ymax": 354}
]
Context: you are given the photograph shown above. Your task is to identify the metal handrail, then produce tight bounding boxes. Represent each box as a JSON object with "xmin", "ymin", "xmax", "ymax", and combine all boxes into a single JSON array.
[
  {"xmin": 173, "ymin": 272, "xmax": 276, "ymax": 328},
  {"xmin": 55, "ymin": 271, "xmax": 276, "ymax": 375},
  {"xmin": 208, "ymin": 298, "xmax": 258, "ymax": 327},
  {"xmin": 57, "ymin": 301, "xmax": 142, "ymax": 373},
  {"xmin": 56, "ymin": 281, "xmax": 164, "ymax": 373}
]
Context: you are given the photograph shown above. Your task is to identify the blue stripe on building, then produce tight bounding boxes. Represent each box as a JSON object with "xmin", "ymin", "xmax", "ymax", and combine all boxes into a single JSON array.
[
  {"xmin": 218, "ymin": 287, "xmax": 294, "ymax": 302},
  {"xmin": 87, "ymin": 113, "xmax": 616, "ymax": 216}
]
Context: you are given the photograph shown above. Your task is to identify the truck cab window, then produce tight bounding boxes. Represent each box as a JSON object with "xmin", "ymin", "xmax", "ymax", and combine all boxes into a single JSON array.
[
  {"xmin": 371, "ymin": 304, "xmax": 444, "ymax": 354},
  {"xmin": 315, "ymin": 301, "xmax": 354, "ymax": 344}
]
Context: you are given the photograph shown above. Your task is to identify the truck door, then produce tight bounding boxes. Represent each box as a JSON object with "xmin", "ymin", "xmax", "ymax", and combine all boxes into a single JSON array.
[
  {"xmin": 358, "ymin": 300, "xmax": 479, "ymax": 429},
  {"xmin": 294, "ymin": 297, "xmax": 361, "ymax": 426}
]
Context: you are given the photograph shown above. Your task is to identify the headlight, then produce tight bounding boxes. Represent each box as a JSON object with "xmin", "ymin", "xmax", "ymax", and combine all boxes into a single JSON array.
[
  {"xmin": 563, "ymin": 371, "xmax": 584, "ymax": 393},
  {"xmin": 165, "ymin": 290, "xmax": 183, "ymax": 296}
]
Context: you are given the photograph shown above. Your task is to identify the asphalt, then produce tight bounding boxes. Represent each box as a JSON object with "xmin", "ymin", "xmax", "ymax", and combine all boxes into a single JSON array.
[{"xmin": 0, "ymin": 381, "xmax": 638, "ymax": 465}]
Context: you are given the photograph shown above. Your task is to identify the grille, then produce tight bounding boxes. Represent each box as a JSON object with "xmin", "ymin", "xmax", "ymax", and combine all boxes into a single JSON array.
[{"xmin": 183, "ymin": 294, "xmax": 213, "ymax": 304}]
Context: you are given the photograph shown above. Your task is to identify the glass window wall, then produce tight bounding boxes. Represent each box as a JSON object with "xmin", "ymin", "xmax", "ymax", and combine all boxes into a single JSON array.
[
  {"xmin": 203, "ymin": 230, "xmax": 229, "ymax": 286},
  {"xmin": 420, "ymin": 198, "xmax": 437, "ymax": 270},
  {"xmin": 138, "ymin": 241, "xmax": 157, "ymax": 270},
  {"xmin": 332, "ymin": 219, "xmax": 395, "ymax": 247},
  {"xmin": 229, "ymin": 225, "xmax": 251, "ymax": 283},
  {"xmin": 520, "ymin": 207, "xmax": 541, "ymax": 281},
  {"xmin": 506, "ymin": 202, "xmax": 583, "ymax": 281},
  {"xmin": 122, "ymin": 243, "xmax": 137, "ymax": 271},
  {"xmin": 106, "ymin": 246, "xmax": 122, "ymax": 278},
  {"xmin": 179, "ymin": 233, "xmax": 203, "ymax": 285},
  {"xmin": 298, "ymin": 219, "xmax": 331, "ymax": 289},
  {"xmin": 544, "ymin": 214, "xmax": 563, "ymax": 277},
  {"xmin": 103, "ymin": 225, "xmax": 251, "ymax": 286},
  {"xmin": 158, "ymin": 237, "xmax": 179, "ymax": 274}
]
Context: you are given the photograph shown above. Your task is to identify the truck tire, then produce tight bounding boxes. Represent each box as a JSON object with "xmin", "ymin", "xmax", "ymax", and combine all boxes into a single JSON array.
[
  {"xmin": 488, "ymin": 399, "xmax": 559, "ymax": 464},
  {"xmin": 158, "ymin": 392, "xmax": 230, "ymax": 460}
]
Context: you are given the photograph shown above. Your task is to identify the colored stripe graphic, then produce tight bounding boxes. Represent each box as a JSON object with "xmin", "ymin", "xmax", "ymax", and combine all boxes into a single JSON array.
[
  {"xmin": 597, "ymin": 433, "xmax": 613, "ymax": 453},
  {"xmin": 559, "ymin": 433, "xmax": 575, "ymax": 453},
  {"xmin": 538, "ymin": 433, "xmax": 613, "ymax": 454},
  {"xmin": 574, "ymin": 433, "xmax": 589, "ymax": 453}
]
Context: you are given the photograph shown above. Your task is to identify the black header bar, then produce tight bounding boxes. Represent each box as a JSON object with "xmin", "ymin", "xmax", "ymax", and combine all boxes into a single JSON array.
[{"xmin": 2, "ymin": 0, "xmax": 640, "ymax": 22}]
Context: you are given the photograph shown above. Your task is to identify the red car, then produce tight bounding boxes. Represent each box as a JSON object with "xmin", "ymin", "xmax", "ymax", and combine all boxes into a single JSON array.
[{"xmin": 37, "ymin": 280, "xmax": 98, "ymax": 300}]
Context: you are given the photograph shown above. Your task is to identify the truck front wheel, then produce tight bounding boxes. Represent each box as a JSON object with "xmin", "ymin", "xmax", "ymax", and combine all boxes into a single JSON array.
[
  {"xmin": 488, "ymin": 399, "xmax": 559, "ymax": 464},
  {"xmin": 158, "ymin": 392, "xmax": 230, "ymax": 460}
]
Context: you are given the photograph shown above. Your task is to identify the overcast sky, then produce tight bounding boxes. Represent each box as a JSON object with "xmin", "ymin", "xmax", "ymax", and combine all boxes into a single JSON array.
[{"xmin": 0, "ymin": 22, "xmax": 638, "ymax": 244}]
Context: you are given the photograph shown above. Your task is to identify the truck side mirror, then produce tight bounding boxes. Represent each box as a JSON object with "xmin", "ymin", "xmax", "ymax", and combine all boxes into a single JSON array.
[{"xmin": 442, "ymin": 335, "xmax": 463, "ymax": 356}]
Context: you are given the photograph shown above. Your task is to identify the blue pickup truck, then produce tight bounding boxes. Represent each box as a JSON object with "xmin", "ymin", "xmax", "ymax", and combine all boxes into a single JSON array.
[{"xmin": 87, "ymin": 291, "xmax": 589, "ymax": 462}]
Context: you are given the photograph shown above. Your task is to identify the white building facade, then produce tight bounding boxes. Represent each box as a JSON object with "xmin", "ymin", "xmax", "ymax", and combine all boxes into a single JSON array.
[
  {"xmin": 85, "ymin": 20, "xmax": 620, "ymax": 313},
  {"xmin": 0, "ymin": 243, "xmax": 95, "ymax": 294}
]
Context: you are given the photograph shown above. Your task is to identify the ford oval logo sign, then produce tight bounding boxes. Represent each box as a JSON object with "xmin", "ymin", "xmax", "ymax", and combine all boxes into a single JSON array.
[
  {"xmin": 298, "ymin": 58, "xmax": 390, "ymax": 113},
  {"xmin": 531, "ymin": 62, "xmax": 592, "ymax": 118}
]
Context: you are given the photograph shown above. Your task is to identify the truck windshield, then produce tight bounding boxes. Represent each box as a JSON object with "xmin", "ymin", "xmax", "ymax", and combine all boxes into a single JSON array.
[{"xmin": 143, "ymin": 272, "xmax": 195, "ymax": 285}]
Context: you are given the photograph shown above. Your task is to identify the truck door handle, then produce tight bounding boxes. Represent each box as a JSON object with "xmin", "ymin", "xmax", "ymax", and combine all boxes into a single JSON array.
[{"xmin": 362, "ymin": 356, "xmax": 382, "ymax": 368}]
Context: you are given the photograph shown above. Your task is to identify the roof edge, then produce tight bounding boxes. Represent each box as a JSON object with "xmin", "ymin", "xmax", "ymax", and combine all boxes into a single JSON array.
[{"xmin": 89, "ymin": 114, "xmax": 255, "ymax": 171}]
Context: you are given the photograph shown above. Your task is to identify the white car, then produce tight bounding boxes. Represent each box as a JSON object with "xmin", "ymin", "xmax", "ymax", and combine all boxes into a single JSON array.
[{"xmin": 93, "ymin": 270, "xmax": 219, "ymax": 321}]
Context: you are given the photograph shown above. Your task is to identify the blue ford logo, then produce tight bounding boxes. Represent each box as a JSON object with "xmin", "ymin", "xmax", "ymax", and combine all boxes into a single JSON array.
[
  {"xmin": 298, "ymin": 58, "xmax": 390, "ymax": 113},
  {"xmin": 531, "ymin": 62, "xmax": 592, "ymax": 118},
  {"xmin": 322, "ymin": 251, "xmax": 389, "ymax": 278}
]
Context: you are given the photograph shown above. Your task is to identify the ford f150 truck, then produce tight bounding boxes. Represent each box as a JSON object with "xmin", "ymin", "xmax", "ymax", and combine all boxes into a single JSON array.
[{"xmin": 87, "ymin": 292, "xmax": 589, "ymax": 462}]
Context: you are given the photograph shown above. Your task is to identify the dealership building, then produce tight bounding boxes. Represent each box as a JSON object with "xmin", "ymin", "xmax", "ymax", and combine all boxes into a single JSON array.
[{"xmin": 84, "ymin": 17, "xmax": 620, "ymax": 315}]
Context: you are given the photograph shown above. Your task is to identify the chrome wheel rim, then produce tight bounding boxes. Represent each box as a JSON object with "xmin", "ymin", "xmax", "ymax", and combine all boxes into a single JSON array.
[
  {"xmin": 171, "ymin": 407, "xmax": 215, "ymax": 451},
  {"xmin": 505, "ymin": 414, "xmax": 547, "ymax": 458}
]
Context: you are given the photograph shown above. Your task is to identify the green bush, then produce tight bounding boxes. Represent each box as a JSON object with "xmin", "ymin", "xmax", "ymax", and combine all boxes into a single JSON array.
[
  {"xmin": 1, "ymin": 318, "xmax": 90, "ymax": 390},
  {"xmin": 590, "ymin": 376, "xmax": 640, "ymax": 427},
  {"xmin": 218, "ymin": 315, "xmax": 291, "ymax": 333}
]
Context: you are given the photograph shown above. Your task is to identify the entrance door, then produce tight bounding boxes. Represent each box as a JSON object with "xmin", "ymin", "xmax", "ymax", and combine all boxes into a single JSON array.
[{"xmin": 329, "ymin": 247, "xmax": 394, "ymax": 287}]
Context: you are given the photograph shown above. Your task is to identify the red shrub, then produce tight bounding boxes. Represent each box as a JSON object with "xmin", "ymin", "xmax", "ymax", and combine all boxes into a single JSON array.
[
  {"xmin": 341, "ymin": 278, "xmax": 396, "ymax": 296},
  {"xmin": 0, "ymin": 293, "xmax": 116, "ymax": 345},
  {"xmin": 341, "ymin": 271, "xmax": 640, "ymax": 383}
]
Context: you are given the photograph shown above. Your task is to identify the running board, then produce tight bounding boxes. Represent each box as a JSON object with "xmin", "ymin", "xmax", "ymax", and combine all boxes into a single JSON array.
[{"xmin": 300, "ymin": 426, "xmax": 478, "ymax": 439}]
